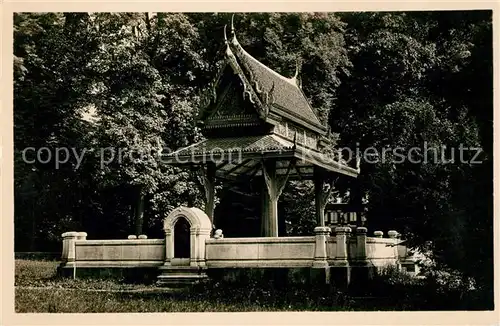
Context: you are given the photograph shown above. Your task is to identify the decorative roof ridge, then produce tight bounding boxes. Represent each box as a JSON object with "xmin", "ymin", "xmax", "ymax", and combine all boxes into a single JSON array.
[
  {"xmin": 223, "ymin": 49, "xmax": 269, "ymax": 119},
  {"xmin": 228, "ymin": 15, "xmax": 299, "ymax": 88},
  {"xmin": 230, "ymin": 38, "xmax": 300, "ymax": 88},
  {"xmin": 228, "ymin": 16, "xmax": 324, "ymax": 131},
  {"xmin": 228, "ymin": 42, "xmax": 327, "ymax": 129}
]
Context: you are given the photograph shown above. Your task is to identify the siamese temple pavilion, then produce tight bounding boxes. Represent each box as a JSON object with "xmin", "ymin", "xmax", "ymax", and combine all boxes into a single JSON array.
[
  {"xmin": 58, "ymin": 19, "xmax": 413, "ymax": 286},
  {"xmin": 163, "ymin": 22, "xmax": 360, "ymax": 238}
]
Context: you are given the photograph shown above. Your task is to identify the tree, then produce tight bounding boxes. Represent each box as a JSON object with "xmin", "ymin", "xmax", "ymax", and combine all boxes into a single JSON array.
[
  {"xmin": 334, "ymin": 11, "xmax": 492, "ymax": 301},
  {"xmin": 88, "ymin": 13, "xmax": 206, "ymax": 235},
  {"xmin": 14, "ymin": 13, "xmax": 100, "ymax": 250}
]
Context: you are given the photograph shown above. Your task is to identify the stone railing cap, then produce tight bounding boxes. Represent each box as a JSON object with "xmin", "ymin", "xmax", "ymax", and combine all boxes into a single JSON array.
[
  {"xmin": 314, "ymin": 226, "xmax": 331, "ymax": 233},
  {"xmin": 388, "ymin": 230, "xmax": 399, "ymax": 238},
  {"xmin": 62, "ymin": 231, "xmax": 79, "ymax": 237},
  {"xmin": 356, "ymin": 227, "xmax": 368, "ymax": 233}
]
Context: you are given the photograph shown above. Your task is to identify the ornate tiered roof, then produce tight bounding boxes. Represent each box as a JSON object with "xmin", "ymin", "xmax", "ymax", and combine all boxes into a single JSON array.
[
  {"xmin": 199, "ymin": 23, "xmax": 327, "ymax": 135},
  {"xmin": 229, "ymin": 37, "xmax": 324, "ymax": 130},
  {"xmin": 164, "ymin": 19, "xmax": 359, "ymax": 181}
]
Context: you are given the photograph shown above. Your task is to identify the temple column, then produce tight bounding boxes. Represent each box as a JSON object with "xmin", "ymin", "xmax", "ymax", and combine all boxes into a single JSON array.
[
  {"xmin": 314, "ymin": 167, "xmax": 336, "ymax": 227},
  {"xmin": 261, "ymin": 161, "xmax": 278, "ymax": 237},
  {"xmin": 261, "ymin": 160, "xmax": 294, "ymax": 237},
  {"xmin": 261, "ymin": 185, "xmax": 278, "ymax": 237}
]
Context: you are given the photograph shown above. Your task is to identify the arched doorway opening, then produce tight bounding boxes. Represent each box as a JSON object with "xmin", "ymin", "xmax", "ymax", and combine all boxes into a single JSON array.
[
  {"xmin": 174, "ymin": 216, "xmax": 191, "ymax": 259},
  {"xmin": 163, "ymin": 206, "xmax": 212, "ymax": 267}
]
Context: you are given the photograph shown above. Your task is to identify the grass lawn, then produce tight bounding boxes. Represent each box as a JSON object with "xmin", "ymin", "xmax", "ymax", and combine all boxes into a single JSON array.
[
  {"xmin": 15, "ymin": 259, "xmax": 358, "ymax": 312},
  {"xmin": 14, "ymin": 259, "xmax": 487, "ymax": 312}
]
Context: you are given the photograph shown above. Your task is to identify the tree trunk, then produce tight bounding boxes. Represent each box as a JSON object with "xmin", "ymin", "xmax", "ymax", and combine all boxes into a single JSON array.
[
  {"xmin": 134, "ymin": 190, "xmax": 145, "ymax": 235},
  {"xmin": 30, "ymin": 199, "xmax": 36, "ymax": 251}
]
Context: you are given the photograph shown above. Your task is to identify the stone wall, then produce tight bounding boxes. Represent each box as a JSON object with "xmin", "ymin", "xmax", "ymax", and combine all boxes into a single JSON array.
[
  {"xmin": 60, "ymin": 232, "xmax": 165, "ymax": 268},
  {"xmin": 205, "ymin": 236, "xmax": 316, "ymax": 268},
  {"xmin": 59, "ymin": 227, "xmax": 410, "ymax": 273}
]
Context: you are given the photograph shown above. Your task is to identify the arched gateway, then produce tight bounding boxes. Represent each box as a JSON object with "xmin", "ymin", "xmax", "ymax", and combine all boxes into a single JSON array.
[{"xmin": 163, "ymin": 207, "xmax": 212, "ymax": 267}]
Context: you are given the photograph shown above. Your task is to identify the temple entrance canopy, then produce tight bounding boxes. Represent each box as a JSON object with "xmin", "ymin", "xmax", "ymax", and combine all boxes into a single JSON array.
[{"xmin": 163, "ymin": 19, "xmax": 360, "ymax": 237}]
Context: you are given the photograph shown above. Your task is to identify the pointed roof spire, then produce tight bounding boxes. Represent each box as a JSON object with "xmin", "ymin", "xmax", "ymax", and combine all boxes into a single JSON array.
[
  {"xmin": 231, "ymin": 13, "xmax": 235, "ymax": 35},
  {"xmin": 292, "ymin": 58, "xmax": 301, "ymax": 79},
  {"xmin": 230, "ymin": 13, "xmax": 239, "ymax": 45},
  {"xmin": 294, "ymin": 61, "xmax": 299, "ymax": 78},
  {"xmin": 290, "ymin": 58, "xmax": 302, "ymax": 88},
  {"xmin": 223, "ymin": 24, "xmax": 233, "ymax": 56}
]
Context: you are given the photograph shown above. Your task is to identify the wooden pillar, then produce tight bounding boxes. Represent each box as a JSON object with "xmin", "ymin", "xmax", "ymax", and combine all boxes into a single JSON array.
[
  {"xmin": 261, "ymin": 159, "xmax": 294, "ymax": 237},
  {"xmin": 261, "ymin": 161, "xmax": 278, "ymax": 237},
  {"xmin": 314, "ymin": 167, "xmax": 336, "ymax": 227},
  {"xmin": 260, "ymin": 180, "xmax": 269, "ymax": 236}
]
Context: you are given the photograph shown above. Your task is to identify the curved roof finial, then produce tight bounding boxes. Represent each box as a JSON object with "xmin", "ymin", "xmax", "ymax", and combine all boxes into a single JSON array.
[
  {"xmin": 230, "ymin": 13, "xmax": 240, "ymax": 46},
  {"xmin": 293, "ymin": 58, "xmax": 301, "ymax": 79},
  {"xmin": 231, "ymin": 13, "xmax": 235, "ymax": 35}
]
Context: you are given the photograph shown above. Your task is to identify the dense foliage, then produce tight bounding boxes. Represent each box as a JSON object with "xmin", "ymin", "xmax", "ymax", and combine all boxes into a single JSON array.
[{"xmin": 14, "ymin": 12, "xmax": 492, "ymax": 304}]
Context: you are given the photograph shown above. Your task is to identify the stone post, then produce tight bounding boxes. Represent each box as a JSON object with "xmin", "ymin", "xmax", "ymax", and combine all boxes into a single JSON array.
[
  {"xmin": 190, "ymin": 227, "xmax": 198, "ymax": 266},
  {"xmin": 356, "ymin": 227, "xmax": 367, "ymax": 261},
  {"xmin": 374, "ymin": 230, "xmax": 383, "ymax": 238},
  {"xmin": 61, "ymin": 232, "xmax": 78, "ymax": 263},
  {"xmin": 334, "ymin": 227, "xmax": 350, "ymax": 264},
  {"xmin": 164, "ymin": 229, "xmax": 173, "ymax": 266},
  {"xmin": 313, "ymin": 226, "xmax": 331, "ymax": 268},
  {"xmin": 193, "ymin": 228, "xmax": 211, "ymax": 268},
  {"xmin": 331, "ymin": 226, "xmax": 351, "ymax": 289},
  {"xmin": 388, "ymin": 230, "xmax": 400, "ymax": 266}
]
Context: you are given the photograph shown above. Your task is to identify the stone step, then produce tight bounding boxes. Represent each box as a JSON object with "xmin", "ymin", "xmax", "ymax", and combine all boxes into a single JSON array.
[
  {"xmin": 156, "ymin": 266, "xmax": 208, "ymax": 287},
  {"xmin": 157, "ymin": 266, "xmax": 202, "ymax": 273},
  {"xmin": 157, "ymin": 273, "xmax": 207, "ymax": 279}
]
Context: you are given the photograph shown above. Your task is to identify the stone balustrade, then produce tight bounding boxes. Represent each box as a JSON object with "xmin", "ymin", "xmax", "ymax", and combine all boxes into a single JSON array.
[
  {"xmin": 60, "ymin": 226, "xmax": 408, "ymax": 271},
  {"xmin": 61, "ymin": 233, "xmax": 165, "ymax": 268}
]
